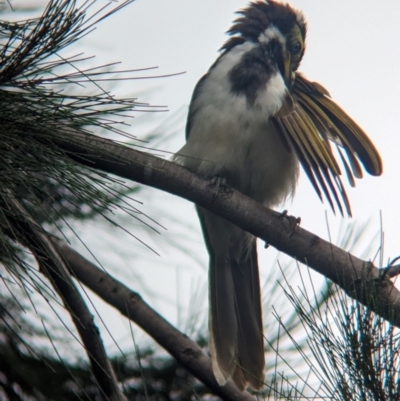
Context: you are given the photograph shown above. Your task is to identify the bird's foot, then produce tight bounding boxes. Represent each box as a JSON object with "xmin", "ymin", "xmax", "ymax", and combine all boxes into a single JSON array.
[
  {"xmin": 208, "ymin": 175, "xmax": 227, "ymax": 189},
  {"xmin": 207, "ymin": 176, "xmax": 232, "ymax": 200},
  {"xmin": 279, "ymin": 210, "xmax": 301, "ymax": 237},
  {"xmin": 279, "ymin": 210, "xmax": 288, "ymax": 219}
]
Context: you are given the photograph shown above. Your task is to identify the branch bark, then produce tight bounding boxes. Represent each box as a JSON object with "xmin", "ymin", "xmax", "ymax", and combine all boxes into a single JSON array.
[
  {"xmin": 2, "ymin": 195, "xmax": 127, "ymax": 401},
  {"xmin": 55, "ymin": 239, "xmax": 257, "ymax": 401},
  {"xmin": 50, "ymin": 131, "xmax": 400, "ymax": 327}
]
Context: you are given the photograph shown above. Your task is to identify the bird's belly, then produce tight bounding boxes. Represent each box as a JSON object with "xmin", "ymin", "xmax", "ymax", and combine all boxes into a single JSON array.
[
  {"xmin": 178, "ymin": 117, "xmax": 299, "ymax": 208},
  {"xmin": 241, "ymin": 123, "xmax": 298, "ymax": 205}
]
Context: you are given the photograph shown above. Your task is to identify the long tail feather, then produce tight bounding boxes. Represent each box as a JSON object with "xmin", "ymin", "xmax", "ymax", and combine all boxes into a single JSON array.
[
  {"xmin": 231, "ymin": 239, "xmax": 264, "ymax": 389},
  {"xmin": 197, "ymin": 207, "xmax": 265, "ymax": 390}
]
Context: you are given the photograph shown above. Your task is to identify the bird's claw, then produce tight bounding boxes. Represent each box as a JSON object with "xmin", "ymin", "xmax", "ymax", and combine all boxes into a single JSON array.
[
  {"xmin": 279, "ymin": 210, "xmax": 288, "ymax": 219},
  {"xmin": 207, "ymin": 176, "xmax": 232, "ymax": 200},
  {"xmin": 279, "ymin": 210, "xmax": 301, "ymax": 236},
  {"xmin": 208, "ymin": 176, "xmax": 227, "ymax": 189}
]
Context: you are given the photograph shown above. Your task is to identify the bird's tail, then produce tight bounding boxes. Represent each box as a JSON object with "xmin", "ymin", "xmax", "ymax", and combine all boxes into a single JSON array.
[{"xmin": 197, "ymin": 207, "xmax": 265, "ymax": 390}]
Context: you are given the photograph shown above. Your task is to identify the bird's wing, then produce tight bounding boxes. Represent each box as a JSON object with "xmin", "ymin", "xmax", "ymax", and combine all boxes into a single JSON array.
[
  {"xmin": 273, "ymin": 72, "xmax": 382, "ymax": 217},
  {"xmin": 185, "ymin": 73, "xmax": 209, "ymax": 140}
]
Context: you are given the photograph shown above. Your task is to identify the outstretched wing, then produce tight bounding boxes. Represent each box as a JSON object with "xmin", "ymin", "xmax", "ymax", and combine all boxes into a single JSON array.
[{"xmin": 273, "ymin": 73, "xmax": 382, "ymax": 216}]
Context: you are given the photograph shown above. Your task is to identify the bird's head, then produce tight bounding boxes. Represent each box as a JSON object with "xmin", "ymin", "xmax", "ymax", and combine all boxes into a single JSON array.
[{"xmin": 223, "ymin": 0, "xmax": 306, "ymax": 90}]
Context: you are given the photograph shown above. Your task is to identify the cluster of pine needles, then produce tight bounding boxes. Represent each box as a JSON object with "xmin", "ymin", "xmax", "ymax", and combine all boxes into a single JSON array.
[{"xmin": 0, "ymin": 0, "xmax": 157, "ymax": 280}]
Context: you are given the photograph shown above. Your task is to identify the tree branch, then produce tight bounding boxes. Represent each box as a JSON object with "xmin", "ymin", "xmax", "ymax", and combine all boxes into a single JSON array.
[
  {"xmin": 2, "ymin": 195, "xmax": 127, "ymax": 401},
  {"xmin": 50, "ymin": 131, "xmax": 400, "ymax": 327},
  {"xmin": 54, "ymin": 239, "xmax": 257, "ymax": 401}
]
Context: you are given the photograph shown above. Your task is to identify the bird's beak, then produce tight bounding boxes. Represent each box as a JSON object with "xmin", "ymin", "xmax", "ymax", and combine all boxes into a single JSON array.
[{"xmin": 282, "ymin": 50, "xmax": 294, "ymax": 91}]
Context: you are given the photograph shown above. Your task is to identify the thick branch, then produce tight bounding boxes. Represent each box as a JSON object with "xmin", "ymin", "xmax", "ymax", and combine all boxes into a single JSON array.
[
  {"xmin": 3, "ymin": 196, "xmax": 126, "ymax": 401},
  {"xmin": 55, "ymin": 239, "xmax": 257, "ymax": 401},
  {"xmin": 51, "ymin": 131, "xmax": 400, "ymax": 327}
]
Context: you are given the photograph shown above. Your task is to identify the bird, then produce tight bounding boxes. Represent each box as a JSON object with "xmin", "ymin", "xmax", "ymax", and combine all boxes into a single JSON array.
[{"xmin": 175, "ymin": 0, "xmax": 382, "ymax": 391}]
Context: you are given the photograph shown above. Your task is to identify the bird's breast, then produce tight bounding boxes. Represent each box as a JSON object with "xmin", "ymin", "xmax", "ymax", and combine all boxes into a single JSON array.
[{"xmin": 178, "ymin": 43, "xmax": 299, "ymax": 207}]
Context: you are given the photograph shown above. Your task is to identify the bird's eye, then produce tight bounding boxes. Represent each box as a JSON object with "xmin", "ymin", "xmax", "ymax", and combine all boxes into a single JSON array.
[{"xmin": 290, "ymin": 41, "xmax": 302, "ymax": 54}]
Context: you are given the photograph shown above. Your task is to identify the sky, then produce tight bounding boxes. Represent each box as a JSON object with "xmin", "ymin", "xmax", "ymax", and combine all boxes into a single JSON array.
[{"xmin": 5, "ymin": 0, "xmax": 400, "ymax": 359}]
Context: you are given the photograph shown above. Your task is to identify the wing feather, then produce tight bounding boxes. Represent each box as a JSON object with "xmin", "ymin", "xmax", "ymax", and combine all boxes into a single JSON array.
[
  {"xmin": 294, "ymin": 74, "xmax": 382, "ymax": 176},
  {"xmin": 278, "ymin": 117, "xmax": 338, "ymax": 214},
  {"xmin": 272, "ymin": 72, "xmax": 382, "ymax": 216}
]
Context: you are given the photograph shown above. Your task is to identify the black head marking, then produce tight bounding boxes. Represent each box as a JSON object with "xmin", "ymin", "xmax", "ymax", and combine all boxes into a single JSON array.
[
  {"xmin": 229, "ymin": 43, "xmax": 277, "ymax": 105},
  {"xmin": 222, "ymin": 0, "xmax": 306, "ymax": 52}
]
